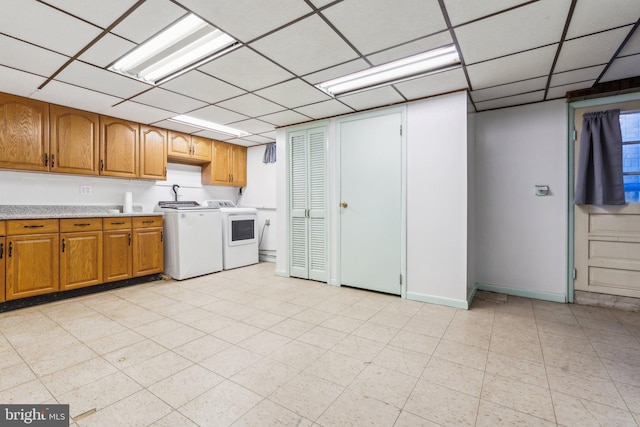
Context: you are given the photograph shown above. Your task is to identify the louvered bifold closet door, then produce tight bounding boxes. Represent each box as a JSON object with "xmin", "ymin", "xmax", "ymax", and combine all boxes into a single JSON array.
[
  {"xmin": 290, "ymin": 130, "xmax": 309, "ymax": 279},
  {"xmin": 289, "ymin": 127, "xmax": 327, "ymax": 281}
]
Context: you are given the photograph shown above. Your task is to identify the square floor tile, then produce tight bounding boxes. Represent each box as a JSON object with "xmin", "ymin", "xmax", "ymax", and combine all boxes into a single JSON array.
[
  {"xmin": 304, "ymin": 350, "xmax": 366, "ymax": 387},
  {"xmin": 317, "ymin": 389, "xmax": 400, "ymax": 426},
  {"xmin": 405, "ymin": 380, "xmax": 479, "ymax": 425},
  {"xmin": 349, "ymin": 363, "xmax": 418, "ymax": 408},
  {"xmin": 481, "ymin": 373, "xmax": 555, "ymax": 422},
  {"xmin": 77, "ymin": 390, "xmax": 172, "ymax": 427},
  {"xmin": 421, "ymin": 357, "xmax": 484, "ymax": 397},
  {"xmin": 269, "ymin": 372, "xmax": 344, "ymax": 421},
  {"xmin": 148, "ymin": 364, "xmax": 224, "ymax": 408}
]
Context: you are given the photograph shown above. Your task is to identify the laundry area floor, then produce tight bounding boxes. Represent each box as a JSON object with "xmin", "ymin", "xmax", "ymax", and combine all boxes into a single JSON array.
[{"xmin": 1, "ymin": 263, "xmax": 639, "ymax": 426}]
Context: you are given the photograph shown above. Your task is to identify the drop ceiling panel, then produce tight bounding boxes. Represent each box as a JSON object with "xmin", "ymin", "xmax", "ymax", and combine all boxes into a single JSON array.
[
  {"xmin": 160, "ymin": 70, "xmax": 245, "ymax": 104},
  {"xmin": 443, "ymin": 0, "xmax": 534, "ymax": 26},
  {"xmin": 293, "ymin": 100, "xmax": 354, "ymax": 119},
  {"xmin": 566, "ymin": 0, "xmax": 640, "ymax": 39},
  {"xmin": 395, "ymin": 68, "xmax": 467, "ymax": 100},
  {"xmin": 78, "ymin": 34, "xmax": 136, "ymax": 68},
  {"xmin": 55, "ymin": 61, "xmax": 152, "ymax": 99},
  {"xmin": 191, "ymin": 130, "xmax": 238, "ymax": 141},
  {"xmin": 322, "ymin": 0, "xmax": 445, "ymax": 55},
  {"xmin": 455, "ymin": 0, "xmax": 571, "ymax": 65},
  {"xmin": 111, "ymin": 0, "xmax": 186, "ymax": 43},
  {"xmin": 227, "ymin": 119, "xmax": 275, "ymax": 135},
  {"xmin": 198, "ymin": 48, "xmax": 294, "ymax": 92},
  {"xmin": 600, "ymin": 54, "xmax": 640, "ymax": 83},
  {"xmin": 619, "ymin": 29, "xmax": 640, "ymax": 56},
  {"xmin": 241, "ymin": 135, "xmax": 275, "ymax": 144},
  {"xmin": 339, "ymin": 86, "xmax": 406, "ymax": 111},
  {"xmin": 131, "ymin": 88, "xmax": 207, "ymax": 114},
  {"xmin": 467, "ymin": 45, "xmax": 557, "ymax": 89},
  {"xmin": 100, "ymin": 101, "xmax": 174, "ymax": 124},
  {"xmin": 187, "ymin": 105, "xmax": 248, "ymax": 125},
  {"xmin": 366, "ymin": 32, "xmax": 453, "ymax": 66},
  {"xmin": 302, "ymin": 59, "xmax": 369, "ymax": 85},
  {"xmin": 31, "ymin": 80, "xmax": 121, "ymax": 112},
  {"xmin": 547, "ymin": 81, "xmax": 595, "ymax": 99},
  {"xmin": 175, "ymin": 0, "xmax": 313, "ymax": 43},
  {"xmin": 310, "ymin": 0, "xmax": 335, "ymax": 8},
  {"xmin": 555, "ymin": 27, "xmax": 630, "ymax": 73},
  {"xmin": 255, "ymin": 79, "xmax": 330, "ymax": 109},
  {"xmin": 0, "ymin": 0, "xmax": 102, "ymax": 56},
  {"xmin": 550, "ymin": 65, "xmax": 604, "ymax": 87},
  {"xmin": 0, "ymin": 35, "xmax": 69, "ymax": 77},
  {"xmin": 224, "ymin": 138, "xmax": 257, "ymax": 147},
  {"xmin": 152, "ymin": 120, "xmax": 202, "ymax": 134},
  {"xmin": 250, "ymin": 15, "xmax": 358, "ymax": 76},
  {"xmin": 217, "ymin": 94, "xmax": 285, "ymax": 117},
  {"xmin": 470, "ymin": 77, "xmax": 547, "ymax": 103},
  {"xmin": 475, "ymin": 91, "xmax": 545, "ymax": 111},
  {"xmin": 258, "ymin": 110, "xmax": 312, "ymax": 127},
  {"xmin": 41, "ymin": 0, "xmax": 138, "ymax": 28},
  {"xmin": 0, "ymin": 66, "xmax": 46, "ymax": 97}
]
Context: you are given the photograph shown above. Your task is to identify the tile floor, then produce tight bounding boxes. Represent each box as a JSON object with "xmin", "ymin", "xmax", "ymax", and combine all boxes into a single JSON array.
[{"xmin": 1, "ymin": 263, "xmax": 640, "ymax": 426}]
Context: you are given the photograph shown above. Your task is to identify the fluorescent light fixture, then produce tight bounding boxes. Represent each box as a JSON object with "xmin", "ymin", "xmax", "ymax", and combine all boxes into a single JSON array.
[
  {"xmin": 168, "ymin": 115, "xmax": 249, "ymax": 137},
  {"xmin": 316, "ymin": 45, "xmax": 461, "ymax": 97},
  {"xmin": 110, "ymin": 14, "xmax": 240, "ymax": 85}
]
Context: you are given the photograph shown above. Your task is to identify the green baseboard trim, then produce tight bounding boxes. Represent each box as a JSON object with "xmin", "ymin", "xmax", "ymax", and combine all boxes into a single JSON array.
[
  {"xmin": 475, "ymin": 283, "xmax": 567, "ymax": 303},
  {"xmin": 259, "ymin": 254, "xmax": 276, "ymax": 263},
  {"xmin": 406, "ymin": 292, "xmax": 469, "ymax": 310},
  {"xmin": 467, "ymin": 284, "xmax": 478, "ymax": 308}
]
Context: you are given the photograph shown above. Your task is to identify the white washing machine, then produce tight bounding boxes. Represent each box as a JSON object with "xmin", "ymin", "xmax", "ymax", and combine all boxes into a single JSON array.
[
  {"xmin": 204, "ymin": 200, "xmax": 258, "ymax": 270},
  {"xmin": 154, "ymin": 201, "xmax": 223, "ymax": 280}
]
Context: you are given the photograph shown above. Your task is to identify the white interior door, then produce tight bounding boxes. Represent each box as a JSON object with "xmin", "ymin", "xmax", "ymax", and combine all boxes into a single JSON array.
[{"xmin": 340, "ymin": 112, "xmax": 402, "ymax": 295}]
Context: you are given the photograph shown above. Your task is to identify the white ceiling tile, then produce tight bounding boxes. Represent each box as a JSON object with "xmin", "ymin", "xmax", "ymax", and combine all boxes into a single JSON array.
[
  {"xmin": 455, "ymin": 0, "xmax": 571, "ymax": 64},
  {"xmin": 395, "ymin": 68, "xmax": 468, "ymax": 100},
  {"xmin": 0, "ymin": 0, "xmax": 102, "ymax": 56},
  {"xmin": 470, "ymin": 77, "xmax": 547, "ymax": 103},
  {"xmin": 322, "ymin": 0, "xmax": 445, "ymax": 55},
  {"xmin": 555, "ymin": 27, "xmax": 630, "ymax": 73},
  {"xmin": 619, "ymin": 29, "xmax": 640, "ymax": 56},
  {"xmin": 191, "ymin": 130, "xmax": 237, "ymax": 141},
  {"xmin": 198, "ymin": 48, "xmax": 294, "ymax": 92},
  {"xmin": 600, "ymin": 54, "xmax": 640, "ymax": 83},
  {"xmin": 56, "ymin": 61, "xmax": 152, "ymax": 98},
  {"xmin": 293, "ymin": 100, "xmax": 354, "ymax": 120},
  {"xmin": 0, "ymin": 66, "xmax": 46, "ymax": 97},
  {"xmin": 475, "ymin": 91, "xmax": 545, "ymax": 111},
  {"xmin": 78, "ymin": 34, "xmax": 135, "ymax": 68},
  {"xmin": 223, "ymin": 138, "xmax": 258, "ymax": 147},
  {"xmin": 443, "ymin": 0, "xmax": 533, "ymax": 26},
  {"xmin": 258, "ymin": 110, "xmax": 311, "ymax": 127},
  {"xmin": 254, "ymin": 79, "xmax": 330, "ymax": 109},
  {"xmin": 160, "ymin": 70, "xmax": 245, "ymax": 104},
  {"xmin": 100, "ymin": 101, "xmax": 174, "ymax": 124},
  {"xmin": 309, "ymin": 0, "xmax": 334, "ymax": 8},
  {"xmin": 0, "ymin": 35, "xmax": 69, "ymax": 77},
  {"xmin": 187, "ymin": 105, "xmax": 248, "ymax": 125},
  {"xmin": 550, "ymin": 65, "xmax": 605, "ymax": 87},
  {"xmin": 251, "ymin": 15, "xmax": 358, "ymax": 76},
  {"xmin": 227, "ymin": 119, "xmax": 275, "ymax": 135},
  {"xmin": 217, "ymin": 94, "xmax": 284, "ymax": 117},
  {"xmin": 258, "ymin": 131, "xmax": 277, "ymax": 140},
  {"xmin": 302, "ymin": 59, "xmax": 369, "ymax": 85},
  {"xmin": 339, "ymin": 86, "xmax": 406, "ymax": 111},
  {"xmin": 467, "ymin": 45, "xmax": 557, "ymax": 89},
  {"xmin": 175, "ymin": 0, "xmax": 313, "ymax": 42},
  {"xmin": 566, "ymin": 0, "xmax": 640, "ymax": 39},
  {"xmin": 112, "ymin": 0, "xmax": 186, "ymax": 43},
  {"xmin": 131, "ymin": 88, "xmax": 207, "ymax": 114},
  {"xmin": 152, "ymin": 120, "xmax": 202, "ymax": 134},
  {"xmin": 31, "ymin": 81, "xmax": 121, "ymax": 112},
  {"xmin": 546, "ymin": 81, "xmax": 595, "ymax": 99},
  {"xmin": 366, "ymin": 32, "xmax": 454, "ymax": 66},
  {"xmin": 237, "ymin": 135, "xmax": 275, "ymax": 145},
  {"xmin": 41, "ymin": 0, "xmax": 137, "ymax": 28}
]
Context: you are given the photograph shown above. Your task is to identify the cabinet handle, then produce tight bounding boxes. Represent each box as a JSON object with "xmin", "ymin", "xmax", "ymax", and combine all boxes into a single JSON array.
[
  {"xmin": 61, "ymin": 238, "xmax": 66, "ymax": 253},
  {"xmin": 100, "ymin": 159, "xmax": 104, "ymax": 171},
  {"xmin": 73, "ymin": 223, "xmax": 91, "ymax": 227},
  {"xmin": 128, "ymin": 233, "xmax": 132, "ymax": 246},
  {"xmin": 160, "ymin": 231, "xmax": 163, "ymax": 242},
  {"xmin": 51, "ymin": 154, "xmax": 55, "ymax": 168},
  {"xmin": 23, "ymin": 225, "xmax": 44, "ymax": 229},
  {"xmin": 228, "ymin": 174, "xmax": 231, "ymax": 182},
  {"xmin": 111, "ymin": 221, "xmax": 125, "ymax": 225},
  {"xmin": 44, "ymin": 153, "xmax": 48, "ymax": 167},
  {"xmin": 230, "ymin": 174, "xmax": 233, "ymax": 182},
  {"xmin": 8, "ymin": 241, "xmax": 12, "ymax": 258},
  {"xmin": 164, "ymin": 166, "xmax": 166, "ymax": 175},
  {"xmin": 0, "ymin": 242, "xmax": 3, "ymax": 259},
  {"xmin": 142, "ymin": 220, "xmax": 154, "ymax": 224}
]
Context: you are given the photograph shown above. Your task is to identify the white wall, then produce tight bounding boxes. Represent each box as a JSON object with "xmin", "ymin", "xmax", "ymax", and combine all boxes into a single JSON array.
[
  {"xmin": 406, "ymin": 92, "xmax": 469, "ymax": 305},
  {"xmin": 475, "ymin": 100, "xmax": 567, "ymax": 298},
  {"xmin": 467, "ymin": 110, "xmax": 477, "ymax": 297}
]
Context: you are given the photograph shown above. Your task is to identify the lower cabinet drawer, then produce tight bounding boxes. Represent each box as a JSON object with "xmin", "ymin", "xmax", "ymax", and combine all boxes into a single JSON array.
[{"xmin": 7, "ymin": 219, "xmax": 59, "ymax": 235}]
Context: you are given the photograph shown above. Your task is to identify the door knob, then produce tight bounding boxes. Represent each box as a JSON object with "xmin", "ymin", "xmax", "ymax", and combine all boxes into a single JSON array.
[{"xmin": 340, "ymin": 202, "xmax": 348, "ymax": 208}]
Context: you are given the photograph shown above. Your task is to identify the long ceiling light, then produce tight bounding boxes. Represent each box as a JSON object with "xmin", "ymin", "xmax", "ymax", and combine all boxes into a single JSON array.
[
  {"xmin": 110, "ymin": 14, "xmax": 240, "ymax": 85},
  {"xmin": 168, "ymin": 115, "xmax": 249, "ymax": 137},
  {"xmin": 316, "ymin": 45, "xmax": 461, "ymax": 97}
]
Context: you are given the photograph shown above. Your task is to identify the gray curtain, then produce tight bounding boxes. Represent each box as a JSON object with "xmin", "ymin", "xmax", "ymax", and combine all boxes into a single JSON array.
[
  {"xmin": 263, "ymin": 143, "xmax": 276, "ymax": 163},
  {"xmin": 574, "ymin": 109, "xmax": 625, "ymax": 205}
]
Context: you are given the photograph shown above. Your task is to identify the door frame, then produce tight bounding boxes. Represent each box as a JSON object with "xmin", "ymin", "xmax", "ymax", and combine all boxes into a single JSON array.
[
  {"xmin": 335, "ymin": 106, "xmax": 407, "ymax": 297},
  {"xmin": 567, "ymin": 91, "xmax": 640, "ymax": 303}
]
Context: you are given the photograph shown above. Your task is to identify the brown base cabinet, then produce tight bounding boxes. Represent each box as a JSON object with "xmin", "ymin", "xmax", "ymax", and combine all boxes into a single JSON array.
[
  {"xmin": 133, "ymin": 217, "xmax": 163, "ymax": 277},
  {"xmin": 0, "ymin": 221, "xmax": 5, "ymax": 302},
  {"xmin": 103, "ymin": 218, "xmax": 133, "ymax": 283},
  {"xmin": 6, "ymin": 233, "xmax": 60, "ymax": 301},
  {"xmin": 59, "ymin": 218, "xmax": 103, "ymax": 291}
]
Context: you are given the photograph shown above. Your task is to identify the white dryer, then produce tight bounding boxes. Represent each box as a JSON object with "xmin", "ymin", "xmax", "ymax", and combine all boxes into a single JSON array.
[{"xmin": 204, "ymin": 200, "xmax": 258, "ymax": 270}]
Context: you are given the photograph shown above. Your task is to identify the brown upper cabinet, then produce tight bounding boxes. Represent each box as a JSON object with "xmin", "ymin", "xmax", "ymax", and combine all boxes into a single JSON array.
[
  {"xmin": 167, "ymin": 131, "xmax": 212, "ymax": 164},
  {"xmin": 0, "ymin": 93, "xmax": 49, "ymax": 172},
  {"xmin": 202, "ymin": 141, "xmax": 247, "ymax": 187},
  {"xmin": 100, "ymin": 116, "xmax": 139, "ymax": 178},
  {"xmin": 50, "ymin": 105, "xmax": 100, "ymax": 175},
  {"xmin": 139, "ymin": 125, "xmax": 167, "ymax": 180}
]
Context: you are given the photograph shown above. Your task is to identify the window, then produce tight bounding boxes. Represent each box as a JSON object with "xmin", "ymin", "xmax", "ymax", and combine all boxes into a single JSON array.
[{"xmin": 621, "ymin": 112, "xmax": 640, "ymax": 203}]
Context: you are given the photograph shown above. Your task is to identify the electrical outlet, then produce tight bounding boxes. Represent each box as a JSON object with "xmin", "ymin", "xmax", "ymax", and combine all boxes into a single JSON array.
[
  {"xmin": 80, "ymin": 185, "xmax": 92, "ymax": 196},
  {"xmin": 265, "ymin": 219, "xmax": 271, "ymax": 226}
]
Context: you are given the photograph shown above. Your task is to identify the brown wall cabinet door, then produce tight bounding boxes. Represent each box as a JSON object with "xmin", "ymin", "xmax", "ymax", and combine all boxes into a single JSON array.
[
  {"xmin": 103, "ymin": 229, "xmax": 132, "ymax": 283},
  {"xmin": 140, "ymin": 125, "xmax": 167, "ymax": 180},
  {"xmin": 5, "ymin": 233, "xmax": 59, "ymax": 300},
  {"xmin": 190, "ymin": 135, "xmax": 212, "ymax": 163},
  {"xmin": 100, "ymin": 116, "xmax": 139, "ymax": 178},
  {"xmin": 50, "ymin": 105, "xmax": 99, "ymax": 175},
  {"xmin": 167, "ymin": 131, "xmax": 192, "ymax": 159},
  {"xmin": 0, "ymin": 93, "xmax": 49, "ymax": 172},
  {"xmin": 202, "ymin": 141, "xmax": 246, "ymax": 187},
  {"xmin": 230, "ymin": 144, "xmax": 247, "ymax": 187},
  {"xmin": 133, "ymin": 227, "xmax": 164, "ymax": 277},
  {"xmin": 60, "ymin": 231, "xmax": 103, "ymax": 291}
]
